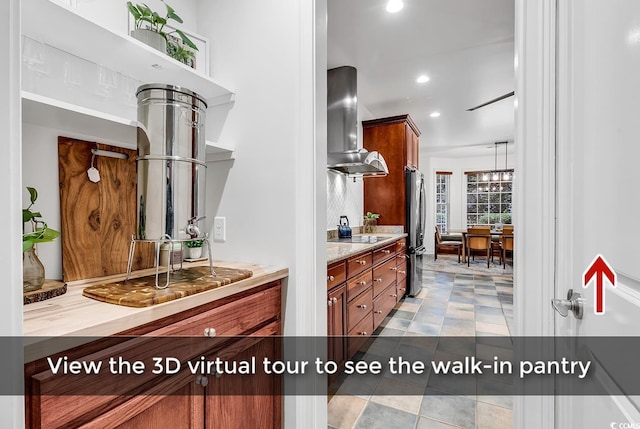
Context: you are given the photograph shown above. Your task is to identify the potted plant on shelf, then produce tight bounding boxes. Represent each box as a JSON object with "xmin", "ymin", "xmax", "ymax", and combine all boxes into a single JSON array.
[
  {"xmin": 126, "ymin": 1, "xmax": 199, "ymax": 57},
  {"xmin": 363, "ymin": 212, "xmax": 380, "ymax": 234},
  {"xmin": 22, "ymin": 187, "xmax": 60, "ymax": 292},
  {"xmin": 185, "ymin": 239, "xmax": 204, "ymax": 259},
  {"xmin": 167, "ymin": 39, "xmax": 196, "ymax": 67}
]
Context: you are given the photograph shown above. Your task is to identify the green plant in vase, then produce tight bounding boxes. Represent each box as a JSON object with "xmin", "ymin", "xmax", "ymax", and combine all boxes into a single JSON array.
[
  {"xmin": 363, "ymin": 212, "xmax": 380, "ymax": 234},
  {"xmin": 185, "ymin": 239, "xmax": 204, "ymax": 259},
  {"xmin": 23, "ymin": 187, "xmax": 60, "ymax": 292},
  {"xmin": 127, "ymin": 1, "xmax": 199, "ymax": 55}
]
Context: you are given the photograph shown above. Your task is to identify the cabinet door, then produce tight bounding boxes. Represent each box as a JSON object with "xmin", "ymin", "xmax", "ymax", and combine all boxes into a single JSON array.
[
  {"xmin": 205, "ymin": 326, "xmax": 282, "ymax": 429},
  {"xmin": 79, "ymin": 375, "xmax": 204, "ymax": 429},
  {"xmin": 327, "ymin": 284, "xmax": 347, "ymax": 383},
  {"xmin": 328, "ymin": 284, "xmax": 346, "ymax": 373},
  {"xmin": 405, "ymin": 123, "xmax": 419, "ymax": 168}
]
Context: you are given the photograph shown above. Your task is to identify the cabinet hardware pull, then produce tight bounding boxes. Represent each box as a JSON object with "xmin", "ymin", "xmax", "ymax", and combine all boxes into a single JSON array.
[
  {"xmin": 375, "ymin": 310, "xmax": 383, "ymax": 314},
  {"xmin": 332, "ymin": 297, "xmax": 338, "ymax": 303},
  {"xmin": 328, "ymin": 300, "xmax": 333, "ymax": 307},
  {"xmin": 390, "ymin": 267, "xmax": 398, "ymax": 271},
  {"xmin": 391, "ymin": 294, "xmax": 398, "ymax": 297},
  {"xmin": 374, "ymin": 278, "xmax": 382, "ymax": 282},
  {"xmin": 358, "ymin": 304, "xmax": 367, "ymax": 309},
  {"xmin": 398, "ymin": 270, "xmax": 406, "ymax": 274},
  {"xmin": 204, "ymin": 327, "xmax": 217, "ymax": 338},
  {"xmin": 196, "ymin": 375, "xmax": 209, "ymax": 387},
  {"xmin": 383, "ymin": 250, "xmax": 391, "ymax": 254},
  {"xmin": 358, "ymin": 260, "xmax": 366, "ymax": 265},
  {"xmin": 359, "ymin": 332, "xmax": 367, "ymax": 336},
  {"xmin": 328, "ymin": 275, "xmax": 335, "ymax": 281},
  {"xmin": 359, "ymin": 281, "xmax": 367, "ymax": 286}
]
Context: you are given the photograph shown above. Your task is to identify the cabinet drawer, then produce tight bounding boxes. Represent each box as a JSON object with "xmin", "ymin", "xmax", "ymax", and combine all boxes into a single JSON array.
[
  {"xmin": 327, "ymin": 262, "xmax": 346, "ymax": 289},
  {"xmin": 373, "ymin": 243, "xmax": 395, "ymax": 264},
  {"xmin": 396, "ymin": 260, "xmax": 408, "ymax": 284},
  {"xmin": 347, "ymin": 288, "xmax": 373, "ymax": 331},
  {"xmin": 347, "ymin": 270, "xmax": 372, "ymax": 301},
  {"xmin": 395, "ymin": 239, "xmax": 407, "ymax": 254},
  {"xmin": 347, "ymin": 252, "xmax": 373, "ymax": 278},
  {"xmin": 373, "ymin": 282, "xmax": 398, "ymax": 330},
  {"xmin": 152, "ymin": 285, "xmax": 281, "ymax": 337},
  {"xmin": 348, "ymin": 312, "xmax": 374, "ymax": 357},
  {"xmin": 396, "ymin": 278, "xmax": 407, "ymax": 302},
  {"xmin": 372, "ymin": 257, "xmax": 397, "ymax": 298}
]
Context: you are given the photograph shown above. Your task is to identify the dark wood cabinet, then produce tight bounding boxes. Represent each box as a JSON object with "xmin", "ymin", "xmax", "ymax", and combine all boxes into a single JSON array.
[
  {"xmin": 363, "ymin": 114, "xmax": 421, "ymax": 227},
  {"xmin": 25, "ymin": 281, "xmax": 282, "ymax": 429},
  {"xmin": 326, "ymin": 238, "xmax": 406, "ymax": 371}
]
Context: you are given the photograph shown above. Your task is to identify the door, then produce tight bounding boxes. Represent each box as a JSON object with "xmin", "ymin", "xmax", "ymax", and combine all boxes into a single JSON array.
[{"xmin": 554, "ymin": 0, "xmax": 640, "ymax": 427}]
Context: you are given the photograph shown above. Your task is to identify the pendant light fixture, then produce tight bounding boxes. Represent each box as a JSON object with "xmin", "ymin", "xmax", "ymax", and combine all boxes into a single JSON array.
[
  {"xmin": 491, "ymin": 142, "xmax": 500, "ymax": 181},
  {"xmin": 503, "ymin": 142, "xmax": 510, "ymax": 180}
]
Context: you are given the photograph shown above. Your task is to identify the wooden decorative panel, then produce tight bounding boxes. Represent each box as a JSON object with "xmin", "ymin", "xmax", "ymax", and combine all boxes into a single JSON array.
[{"xmin": 58, "ymin": 137, "xmax": 154, "ymax": 281}]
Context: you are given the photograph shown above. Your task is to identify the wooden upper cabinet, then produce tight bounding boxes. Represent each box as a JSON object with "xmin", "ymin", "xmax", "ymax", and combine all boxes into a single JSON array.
[{"xmin": 363, "ymin": 115, "xmax": 421, "ymax": 227}]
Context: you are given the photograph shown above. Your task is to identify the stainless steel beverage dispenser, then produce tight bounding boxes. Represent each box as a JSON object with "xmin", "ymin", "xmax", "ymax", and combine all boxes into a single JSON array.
[{"xmin": 126, "ymin": 84, "xmax": 215, "ymax": 288}]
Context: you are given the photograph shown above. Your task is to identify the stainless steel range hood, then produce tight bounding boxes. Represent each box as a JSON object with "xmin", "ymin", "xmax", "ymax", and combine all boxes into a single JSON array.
[{"xmin": 327, "ymin": 66, "xmax": 388, "ymax": 177}]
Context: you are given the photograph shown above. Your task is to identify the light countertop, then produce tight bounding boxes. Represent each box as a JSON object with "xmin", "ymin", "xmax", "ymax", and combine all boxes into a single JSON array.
[
  {"xmin": 23, "ymin": 260, "xmax": 288, "ymax": 360},
  {"xmin": 327, "ymin": 233, "xmax": 407, "ymax": 265}
]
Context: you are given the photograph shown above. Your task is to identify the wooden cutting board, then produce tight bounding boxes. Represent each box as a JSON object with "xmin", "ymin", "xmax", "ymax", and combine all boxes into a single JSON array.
[
  {"xmin": 82, "ymin": 266, "xmax": 253, "ymax": 307},
  {"xmin": 58, "ymin": 137, "xmax": 154, "ymax": 281}
]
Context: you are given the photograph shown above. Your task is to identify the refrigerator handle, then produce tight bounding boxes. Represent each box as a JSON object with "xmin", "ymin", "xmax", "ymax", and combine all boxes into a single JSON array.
[{"xmin": 418, "ymin": 175, "xmax": 426, "ymax": 247}]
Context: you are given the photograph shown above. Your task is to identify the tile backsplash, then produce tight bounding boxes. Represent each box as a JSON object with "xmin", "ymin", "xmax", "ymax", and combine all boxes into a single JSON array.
[{"xmin": 326, "ymin": 171, "xmax": 363, "ymax": 230}]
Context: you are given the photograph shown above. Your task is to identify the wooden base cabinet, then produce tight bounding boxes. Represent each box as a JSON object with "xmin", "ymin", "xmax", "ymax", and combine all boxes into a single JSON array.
[
  {"xmin": 25, "ymin": 281, "xmax": 283, "ymax": 429},
  {"xmin": 327, "ymin": 238, "xmax": 407, "ymax": 370}
]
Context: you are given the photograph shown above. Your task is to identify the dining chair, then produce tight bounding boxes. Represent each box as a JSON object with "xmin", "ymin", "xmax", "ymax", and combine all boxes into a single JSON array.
[
  {"xmin": 466, "ymin": 226, "xmax": 492, "ymax": 268},
  {"xmin": 434, "ymin": 226, "xmax": 462, "ymax": 263},
  {"xmin": 500, "ymin": 229, "xmax": 514, "ymax": 269}
]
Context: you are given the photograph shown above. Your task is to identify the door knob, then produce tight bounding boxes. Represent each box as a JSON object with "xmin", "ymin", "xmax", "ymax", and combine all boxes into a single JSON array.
[{"xmin": 551, "ymin": 289, "xmax": 583, "ymax": 319}]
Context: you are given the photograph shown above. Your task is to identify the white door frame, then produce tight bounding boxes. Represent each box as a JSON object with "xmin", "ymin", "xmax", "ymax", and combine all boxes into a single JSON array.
[{"xmin": 513, "ymin": 0, "xmax": 557, "ymax": 428}]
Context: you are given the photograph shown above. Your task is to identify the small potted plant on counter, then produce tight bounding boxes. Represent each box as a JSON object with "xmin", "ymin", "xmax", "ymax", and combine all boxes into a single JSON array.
[
  {"xmin": 127, "ymin": 1, "xmax": 199, "ymax": 56},
  {"xmin": 23, "ymin": 187, "xmax": 60, "ymax": 292},
  {"xmin": 363, "ymin": 212, "xmax": 380, "ymax": 234},
  {"xmin": 185, "ymin": 239, "xmax": 204, "ymax": 259}
]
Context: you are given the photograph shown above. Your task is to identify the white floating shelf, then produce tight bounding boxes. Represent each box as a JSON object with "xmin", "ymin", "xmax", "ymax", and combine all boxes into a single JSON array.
[
  {"xmin": 22, "ymin": 0, "xmax": 234, "ymax": 105},
  {"xmin": 21, "ymin": 91, "xmax": 138, "ymax": 148},
  {"xmin": 22, "ymin": 91, "xmax": 235, "ymax": 157}
]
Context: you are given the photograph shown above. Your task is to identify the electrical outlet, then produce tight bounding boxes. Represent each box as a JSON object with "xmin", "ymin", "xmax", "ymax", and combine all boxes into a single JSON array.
[{"xmin": 213, "ymin": 217, "xmax": 226, "ymax": 242}]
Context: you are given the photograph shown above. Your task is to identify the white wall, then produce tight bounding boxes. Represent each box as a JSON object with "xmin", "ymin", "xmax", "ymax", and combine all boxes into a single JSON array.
[
  {"xmin": 1, "ymin": 0, "xmax": 25, "ymax": 426},
  {"xmin": 424, "ymin": 152, "xmax": 515, "ymax": 251}
]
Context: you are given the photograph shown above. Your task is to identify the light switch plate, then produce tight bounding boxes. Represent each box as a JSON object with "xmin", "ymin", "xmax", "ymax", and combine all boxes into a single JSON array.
[{"xmin": 213, "ymin": 217, "xmax": 226, "ymax": 242}]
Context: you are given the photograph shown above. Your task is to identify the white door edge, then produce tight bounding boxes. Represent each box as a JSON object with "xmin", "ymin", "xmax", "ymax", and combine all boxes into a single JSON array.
[{"xmin": 513, "ymin": 0, "xmax": 557, "ymax": 428}]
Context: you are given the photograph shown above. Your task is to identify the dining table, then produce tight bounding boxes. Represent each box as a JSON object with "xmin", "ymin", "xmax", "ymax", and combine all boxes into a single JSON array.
[{"xmin": 457, "ymin": 229, "xmax": 513, "ymax": 264}]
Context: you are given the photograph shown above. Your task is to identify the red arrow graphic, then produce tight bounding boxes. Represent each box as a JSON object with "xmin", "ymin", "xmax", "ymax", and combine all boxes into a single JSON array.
[{"xmin": 583, "ymin": 255, "xmax": 616, "ymax": 315}]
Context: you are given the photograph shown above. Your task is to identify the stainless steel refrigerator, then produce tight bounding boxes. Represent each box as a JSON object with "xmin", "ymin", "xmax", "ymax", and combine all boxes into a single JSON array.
[{"xmin": 405, "ymin": 167, "xmax": 426, "ymax": 296}]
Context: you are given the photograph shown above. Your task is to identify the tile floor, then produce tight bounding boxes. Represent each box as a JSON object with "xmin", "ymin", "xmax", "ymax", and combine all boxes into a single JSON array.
[{"xmin": 328, "ymin": 262, "xmax": 514, "ymax": 429}]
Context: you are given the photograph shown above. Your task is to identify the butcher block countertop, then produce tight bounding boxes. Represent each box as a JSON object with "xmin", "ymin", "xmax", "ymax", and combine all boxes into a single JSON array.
[
  {"xmin": 326, "ymin": 233, "xmax": 407, "ymax": 265},
  {"xmin": 23, "ymin": 260, "xmax": 288, "ymax": 346}
]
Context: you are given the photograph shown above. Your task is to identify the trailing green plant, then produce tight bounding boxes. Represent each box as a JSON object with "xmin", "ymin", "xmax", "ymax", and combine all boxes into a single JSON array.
[
  {"xmin": 127, "ymin": 1, "xmax": 199, "ymax": 51},
  {"xmin": 364, "ymin": 212, "xmax": 380, "ymax": 219},
  {"xmin": 167, "ymin": 41, "xmax": 196, "ymax": 65},
  {"xmin": 22, "ymin": 187, "xmax": 60, "ymax": 252},
  {"xmin": 185, "ymin": 239, "xmax": 204, "ymax": 248}
]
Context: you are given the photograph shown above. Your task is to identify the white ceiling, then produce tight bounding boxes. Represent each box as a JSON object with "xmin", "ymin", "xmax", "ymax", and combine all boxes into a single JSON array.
[{"xmin": 327, "ymin": 0, "xmax": 515, "ymax": 158}]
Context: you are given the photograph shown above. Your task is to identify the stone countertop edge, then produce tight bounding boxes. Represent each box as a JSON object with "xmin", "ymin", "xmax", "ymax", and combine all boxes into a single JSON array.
[
  {"xmin": 326, "ymin": 233, "xmax": 408, "ymax": 265},
  {"xmin": 23, "ymin": 260, "xmax": 288, "ymax": 362}
]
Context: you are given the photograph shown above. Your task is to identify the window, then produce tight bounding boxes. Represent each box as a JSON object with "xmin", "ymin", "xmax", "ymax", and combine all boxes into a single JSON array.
[
  {"xmin": 435, "ymin": 172, "xmax": 451, "ymax": 234},
  {"xmin": 466, "ymin": 171, "xmax": 513, "ymax": 227}
]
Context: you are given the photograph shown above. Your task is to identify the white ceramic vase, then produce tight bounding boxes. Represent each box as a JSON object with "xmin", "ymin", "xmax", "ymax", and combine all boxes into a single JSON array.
[{"xmin": 131, "ymin": 29, "xmax": 167, "ymax": 53}]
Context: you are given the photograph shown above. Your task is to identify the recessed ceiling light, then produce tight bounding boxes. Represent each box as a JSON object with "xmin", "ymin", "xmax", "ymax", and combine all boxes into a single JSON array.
[
  {"xmin": 386, "ymin": 0, "xmax": 404, "ymax": 13},
  {"xmin": 430, "ymin": 112, "xmax": 441, "ymax": 118},
  {"xmin": 416, "ymin": 75, "xmax": 430, "ymax": 83}
]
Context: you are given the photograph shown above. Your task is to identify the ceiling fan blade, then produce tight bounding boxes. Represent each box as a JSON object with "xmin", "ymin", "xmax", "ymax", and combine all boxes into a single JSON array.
[{"xmin": 466, "ymin": 91, "xmax": 515, "ymax": 111}]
